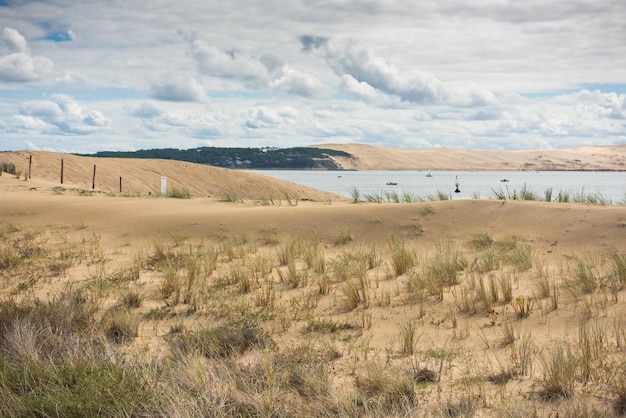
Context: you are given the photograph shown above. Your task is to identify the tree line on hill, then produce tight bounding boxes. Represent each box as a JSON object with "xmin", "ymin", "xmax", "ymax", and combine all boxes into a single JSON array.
[{"xmin": 83, "ymin": 147, "xmax": 352, "ymax": 170}]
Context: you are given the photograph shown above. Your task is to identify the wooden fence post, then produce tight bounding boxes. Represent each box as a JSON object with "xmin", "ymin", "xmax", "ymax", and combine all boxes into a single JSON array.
[
  {"xmin": 60, "ymin": 159, "xmax": 64, "ymax": 184},
  {"xmin": 92, "ymin": 165, "xmax": 96, "ymax": 190},
  {"xmin": 119, "ymin": 177, "xmax": 122, "ymax": 193},
  {"xmin": 28, "ymin": 155, "xmax": 32, "ymax": 179}
]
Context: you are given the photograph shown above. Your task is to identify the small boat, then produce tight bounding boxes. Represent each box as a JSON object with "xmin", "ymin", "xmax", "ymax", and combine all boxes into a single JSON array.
[
  {"xmin": 386, "ymin": 182, "xmax": 398, "ymax": 186},
  {"xmin": 426, "ymin": 169, "xmax": 433, "ymax": 178},
  {"xmin": 454, "ymin": 175, "xmax": 461, "ymax": 193},
  {"xmin": 500, "ymin": 179, "xmax": 509, "ymax": 182}
]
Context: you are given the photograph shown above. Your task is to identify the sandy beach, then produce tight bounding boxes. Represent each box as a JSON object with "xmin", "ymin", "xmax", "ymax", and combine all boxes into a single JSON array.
[{"xmin": 1, "ymin": 147, "xmax": 626, "ymax": 416}]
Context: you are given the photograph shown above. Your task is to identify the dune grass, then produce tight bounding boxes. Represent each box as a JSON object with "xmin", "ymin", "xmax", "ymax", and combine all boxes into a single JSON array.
[{"xmin": 1, "ymin": 221, "xmax": 626, "ymax": 417}]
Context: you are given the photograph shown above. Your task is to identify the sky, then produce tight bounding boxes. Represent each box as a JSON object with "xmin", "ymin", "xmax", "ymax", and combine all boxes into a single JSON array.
[{"xmin": 0, "ymin": 0, "xmax": 625, "ymax": 154}]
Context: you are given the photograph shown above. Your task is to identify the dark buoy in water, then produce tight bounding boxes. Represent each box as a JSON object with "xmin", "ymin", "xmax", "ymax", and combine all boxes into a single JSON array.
[{"xmin": 454, "ymin": 175, "xmax": 461, "ymax": 193}]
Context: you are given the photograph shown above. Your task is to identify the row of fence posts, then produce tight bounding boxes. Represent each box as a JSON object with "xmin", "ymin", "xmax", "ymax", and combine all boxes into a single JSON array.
[
  {"xmin": 59, "ymin": 158, "xmax": 106, "ymax": 190},
  {"xmin": 25, "ymin": 155, "xmax": 165, "ymax": 195}
]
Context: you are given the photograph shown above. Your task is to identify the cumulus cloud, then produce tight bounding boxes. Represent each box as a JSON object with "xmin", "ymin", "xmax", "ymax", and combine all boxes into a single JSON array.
[
  {"xmin": 301, "ymin": 35, "xmax": 497, "ymax": 107},
  {"xmin": 191, "ymin": 40, "xmax": 272, "ymax": 86},
  {"xmin": 339, "ymin": 74, "xmax": 402, "ymax": 107},
  {"xmin": 0, "ymin": 27, "xmax": 59, "ymax": 83},
  {"xmin": 554, "ymin": 89, "xmax": 626, "ymax": 120},
  {"xmin": 3, "ymin": 28, "xmax": 29, "ymax": 53},
  {"xmin": 270, "ymin": 66, "xmax": 325, "ymax": 97},
  {"xmin": 129, "ymin": 102, "xmax": 221, "ymax": 138},
  {"xmin": 130, "ymin": 103, "xmax": 164, "ymax": 119},
  {"xmin": 14, "ymin": 94, "xmax": 110, "ymax": 135},
  {"xmin": 244, "ymin": 106, "xmax": 298, "ymax": 129},
  {"xmin": 149, "ymin": 73, "xmax": 205, "ymax": 102},
  {"xmin": 187, "ymin": 36, "xmax": 323, "ymax": 98}
]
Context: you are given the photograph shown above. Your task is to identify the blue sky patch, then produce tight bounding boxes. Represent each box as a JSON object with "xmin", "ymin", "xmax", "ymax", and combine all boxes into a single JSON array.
[
  {"xmin": 45, "ymin": 31, "xmax": 73, "ymax": 42},
  {"xmin": 523, "ymin": 83, "xmax": 626, "ymax": 99}
]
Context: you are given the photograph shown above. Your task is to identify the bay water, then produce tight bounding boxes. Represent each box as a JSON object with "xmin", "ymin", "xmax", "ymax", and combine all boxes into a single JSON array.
[{"xmin": 249, "ymin": 170, "xmax": 626, "ymax": 203}]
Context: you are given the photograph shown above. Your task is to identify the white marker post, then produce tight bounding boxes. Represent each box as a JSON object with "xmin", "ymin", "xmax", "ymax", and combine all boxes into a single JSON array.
[{"xmin": 161, "ymin": 176, "xmax": 167, "ymax": 196}]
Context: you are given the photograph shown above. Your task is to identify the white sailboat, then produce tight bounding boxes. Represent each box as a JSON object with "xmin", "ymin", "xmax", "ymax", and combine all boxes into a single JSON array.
[{"xmin": 426, "ymin": 169, "xmax": 433, "ymax": 177}]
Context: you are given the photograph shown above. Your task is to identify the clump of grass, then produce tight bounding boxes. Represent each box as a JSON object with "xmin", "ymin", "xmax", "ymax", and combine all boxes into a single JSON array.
[
  {"xmin": 276, "ymin": 236, "xmax": 302, "ymax": 266},
  {"xmin": 569, "ymin": 256, "xmax": 600, "ymax": 295},
  {"xmin": 533, "ymin": 263, "xmax": 552, "ymax": 298},
  {"xmin": 471, "ymin": 247, "xmax": 501, "ymax": 273},
  {"xmin": 334, "ymin": 228, "xmax": 353, "ymax": 245},
  {"xmin": 120, "ymin": 290, "xmax": 142, "ymax": 308},
  {"xmin": 608, "ymin": 249, "xmax": 626, "ymax": 291},
  {"xmin": 341, "ymin": 276, "xmax": 369, "ymax": 311},
  {"xmin": 350, "ymin": 187, "xmax": 361, "ymax": 203},
  {"xmin": 221, "ymin": 192, "xmax": 243, "ymax": 203},
  {"xmin": 398, "ymin": 321, "xmax": 420, "ymax": 356},
  {"xmin": 167, "ymin": 186, "xmax": 191, "ymax": 199},
  {"xmin": 303, "ymin": 317, "xmax": 356, "ymax": 333},
  {"xmin": 1, "ymin": 161, "xmax": 17, "ymax": 174},
  {"xmin": 538, "ymin": 342, "xmax": 578, "ymax": 400},
  {"xmin": 277, "ymin": 260, "xmax": 308, "ymax": 288},
  {"xmin": 366, "ymin": 191, "xmax": 385, "ymax": 203},
  {"xmin": 355, "ymin": 362, "xmax": 418, "ymax": 413},
  {"xmin": 508, "ymin": 240, "xmax": 533, "ymax": 271},
  {"xmin": 169, "ymin": 322, "xmax": 273, "ymax": 358},
  {"xmin": 389, "ymin": 237, "xmax": 416, "ymax": 277},
  {"xmin": 419, "ymin": 242, "xmax": 467, "ymax": 299},
  {"xmin": 610, "ymin": 363, "xmax": 626, "ymax": 415},
  {"xmin": 469, "ymin": 231, "xmax": 494, "ymax": 250},
  {"xmin": 511, "ymin": 296, "xmax": 534, "ymax": 318},
  {"xmin": 102, "ymin": 308, "xmax": 139, "ymax": 345},
  {"xmin": 499, "ymin": 270, "xmax": 514, "ymax": 303}
]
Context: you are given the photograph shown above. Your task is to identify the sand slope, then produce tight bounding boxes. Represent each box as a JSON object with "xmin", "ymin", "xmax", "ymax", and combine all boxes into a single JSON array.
[
  {"xmin": 2, "ymin": 174, "xmax": 624, "ymax": 256},
  {"xmin": 0, "ymin": 150, "xmax": 341, "ymax": 201},
  {"xmin": 314, "ymin": 143, "xmax": 626, "ymax": 171}
]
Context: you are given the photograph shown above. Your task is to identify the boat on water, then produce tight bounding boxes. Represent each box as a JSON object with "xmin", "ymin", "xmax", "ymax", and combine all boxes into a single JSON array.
[
  {"xmin": 426, "ymin": 169, "xmax": 433, "ymax": 177},
  {"xmin": 386, "ymin": 182, "xmax": 398, "ymax": 186}
]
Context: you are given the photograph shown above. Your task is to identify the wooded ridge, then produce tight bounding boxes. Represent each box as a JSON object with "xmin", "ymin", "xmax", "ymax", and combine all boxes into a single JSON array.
[{"xmin": 83, "ymin": 146, "xmax": 352, "ymax": 170}]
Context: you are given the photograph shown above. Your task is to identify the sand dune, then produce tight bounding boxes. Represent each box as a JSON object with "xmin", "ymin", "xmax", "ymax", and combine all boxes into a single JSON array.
[
  {"xmin": 0, "ymin": 150, "xmax": 341, "ymax": 201},
  {"xmin": 2, "ymin": 180, "xmax": 624, "ymax": 255},
  {"xmin": 313, "ymin": 143, "xmax": 626, "ymax": 171},
  {"xmin": 2, "ymin": 147, "xmax": 626, "ymax": 415}
]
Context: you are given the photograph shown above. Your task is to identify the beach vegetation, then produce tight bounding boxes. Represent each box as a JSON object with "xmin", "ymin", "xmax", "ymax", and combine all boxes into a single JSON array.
[
  {"xmin": 167, "ymin": 186, "xmax": 192, "ymax": 199},
  {"xmin": 1, "ymin": 212, "xmax": 626, "ymax": 416}
]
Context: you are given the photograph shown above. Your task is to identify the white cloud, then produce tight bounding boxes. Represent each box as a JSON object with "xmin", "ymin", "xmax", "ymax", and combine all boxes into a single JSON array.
[
  {"xmin": 149, "ymin": 73, "xmax": 205, "ymax": 102},
  {"xmin": 12, "ymin": 115, "xmax": 50, "ymax": 130},
  {"xmin": 128, "ymin": 102, "xmax": 222, "ymax": 139},
  {"xmin": 302, "ymin": 36, "xmax": 497, "ymax": 107},
  {"xmin": 188, "ymin": 36, "xmax": 324, "ymax": 98},
  {"xmin": 0, "ymin": 1, "xmax": 624, "ymax": 152},
  {"xmin": 0, "ymin": 52, "xmax": 55, "ymax": 82},
  {"xmin": 191, "ymin": 40, "xmax": 271, "ymax": 86},
  {"xmin": 15, "ymin": 94, "xmax": 110, "ymax": 135},
  {"xmin": 339, "ymin": 74, "xmax": 402, "ymax": 107},
  {"xmin": 130, "ymin": 103, "xmax": 164, "ymax": 119},
  {"xmin": 3, "ymin": 28, "xmax": 29, "ymax": 53},
  {"xmin": 270, "ymin": 66, "xmax": 325, "ymax": 98},
  {"xmin": 0, "ymin": 27, "xmax": 75, "ymax": 84},
  {"xmin": 245, "ymin": 106, "xmax": 298, "ymax": 129}
]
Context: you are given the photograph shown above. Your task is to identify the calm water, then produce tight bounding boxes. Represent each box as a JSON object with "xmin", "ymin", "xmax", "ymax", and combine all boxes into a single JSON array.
[{"xmin": 249, "ymin": 170, "xmax": 626, "ymax": 203}]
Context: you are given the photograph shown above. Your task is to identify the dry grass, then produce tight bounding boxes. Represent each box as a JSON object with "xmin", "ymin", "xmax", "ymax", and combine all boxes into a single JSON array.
[{"xmin": 1, "ymin": 213, "xmax": 625, "ymax": 417}]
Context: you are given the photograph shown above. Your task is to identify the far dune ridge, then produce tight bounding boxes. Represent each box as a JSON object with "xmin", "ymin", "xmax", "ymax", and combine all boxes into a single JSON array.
[{"xmin": 312, "ymin": 143, "xmax": 626, "ymax": 171}]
